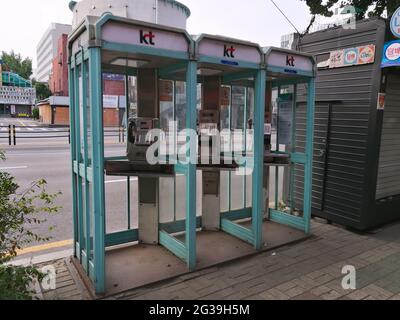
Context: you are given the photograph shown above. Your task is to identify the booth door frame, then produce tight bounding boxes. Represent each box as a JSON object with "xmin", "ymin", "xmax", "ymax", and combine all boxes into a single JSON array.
[
  {"xmin": 268, "ymin": 78, "xmax": 316, "ymax": 234},
  {"xmin": 70, "ymin": 47, "xmax": 106, "ymax": 293}
]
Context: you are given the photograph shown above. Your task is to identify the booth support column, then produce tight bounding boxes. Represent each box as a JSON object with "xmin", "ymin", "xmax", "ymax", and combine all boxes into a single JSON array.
[
  {"xmin": 185, "ymin": 60, "xmax": 198, "ymax": 271},
  {"xmin": 252, "ymin": 69, "xmax": 266, "ymax": 250},
  {"xmin": 68, "ymin": 60, "xmax": 78, "ymax": 258},
  {"xmin": 89, "ymin": 47, "xmax": 106, "ymax": 294},
  {"xmin": 303, "ymin": 78, "xmax": 315, "ymax": 234}
]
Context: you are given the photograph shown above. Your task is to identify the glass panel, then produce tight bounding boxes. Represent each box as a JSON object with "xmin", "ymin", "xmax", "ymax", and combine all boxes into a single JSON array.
[
  {"xmin": 88, "ymin": 181, "xmax": 94, "ymax": 260},
  {"xmin": 230, "ymin": 86, "xmax": 246, "ymax": 210},
  {"xmin": 246, "ymin": 173, "xmax": 252, "ymax": 208},
  {"xmin": 78, "ymin": 67, "xmax": 84, "ymax": 159},
  {"xmin": 197, "ymin": 170, "xmax": 203, "ymax": 217},
  {"xmin": 85, "ymin": 61, "xmax": 92, "ymax": 163},
  {"xmin": 175, "ymin": 174, "xmax": 186, "ymax": 221},
  {"xmin": 129, "ymin": 178, "xmax": 139, "ymax": 229},
  {"xmin": 220, "ymin": 86, "xmax": 231, "ymax": 153},
  {"xmin": 105, "ymin": 178, "xmax": 128, "ymax": 234},
  {"xmin": 246, "ymin": 88, "xmax": 255, "ymax": 208},
  {"xmin": 231, "ymin": 172, "xmax": 245, "ymax": 210},
  {"xmin": 220, "ymin": 171, "xmax": 229, "ymax": 212},
  {"xmin": 159, "ymin": 80, "xmax": 175, "ymax": 158},
  {"xmin": 175, "ymin": 81, "xmax": 187, "ymax": 162},
  {"xmin": 246, "ymin": 88, "xmax": 255, "ymax": 155},
  {"xmin": 159, "ymin": 177, "xmax": 175, "ymax": 224}
]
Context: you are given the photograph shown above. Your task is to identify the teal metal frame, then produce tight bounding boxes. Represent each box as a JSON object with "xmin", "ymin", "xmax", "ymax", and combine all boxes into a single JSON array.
[
  {"xmin": 264, "ymin": 47, "xmax": 316, "ymax": 235},
  {"xmin": 68, "ymin": 15, "xmax": 316, "ymax": 295},
  {"xmin": 194, "ymin": 35, "xmax": 266, "ymax": 250},
  {"xmin": 68, "ymin": 14, "xmax": 198, "ymax": 293}
]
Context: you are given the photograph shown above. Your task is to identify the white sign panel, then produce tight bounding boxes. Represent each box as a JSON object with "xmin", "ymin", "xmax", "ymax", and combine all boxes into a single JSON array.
[
  {"xmin": 102, "ymin": 21, "xmax": 189, "ymax": 53},
  {"xmin": 198, "ymin": 38, "xmax": 262, "ymax": 64},
  {"xmin": 391, "ymin": 7, "xmax": 400, "ymax": 39},
  {"xmin": 266, "ymin": 51, "xmax": 314, "ymax": 73},
  {"xmin": 103, "ymin": 95, "xmax": 119, "ymax": 108}
]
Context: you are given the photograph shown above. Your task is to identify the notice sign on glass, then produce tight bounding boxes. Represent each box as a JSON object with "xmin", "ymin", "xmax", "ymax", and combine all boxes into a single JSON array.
[
  {"xmin": 329, "ymin": 44, "xmax": 376, "ymax": 69},
  {"xmin": 277, "ymin": 94, "xmax": 293, "ymax": 145}
]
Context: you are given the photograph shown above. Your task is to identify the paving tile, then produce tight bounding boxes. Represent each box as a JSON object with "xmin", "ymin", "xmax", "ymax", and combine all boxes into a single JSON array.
[{"xmin": 260, "ymin": 288, "xmax": 289, "ymax": 301}]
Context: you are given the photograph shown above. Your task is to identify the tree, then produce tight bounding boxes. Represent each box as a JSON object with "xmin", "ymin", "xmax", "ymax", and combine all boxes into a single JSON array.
[
  {"xmin": 1, "ymin": 51, "xmax": 32, "ymax": 80},
  {"xmin": 301, "ymin": 0, "xmax": 400, "ymax": 32},
  {"xmin": 32, "ymin": 79, "xmax": 52, "ymax": 101},
  {"xmin": 0, "ymin": 150, "xmax": 61, "ymax": 300}
]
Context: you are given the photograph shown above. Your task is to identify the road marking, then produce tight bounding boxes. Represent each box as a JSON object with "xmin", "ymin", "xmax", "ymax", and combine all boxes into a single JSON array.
[
  {"xmin": 105, "ymin": 178, "xmax": 138, "ymax": 184},
  {"xmin": 16, "ymin": 239, "xmax": 74, "ymax": 256},
  {"xmin": 19, "ymin": 120, "xmax": 26, "ymax": 127},
  {"xmin": 4, "ymin": 152, "xmax": 71, "ymax": 156},
  {"xmin": 0, "ymin": 166, "xmax": 28, "ymax": 170}
]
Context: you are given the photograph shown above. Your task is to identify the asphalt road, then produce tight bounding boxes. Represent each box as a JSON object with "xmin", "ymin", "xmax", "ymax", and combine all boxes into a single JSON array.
[{"xmin": 1, "ymin": 118, "xmax": 284, "ymax": 250}]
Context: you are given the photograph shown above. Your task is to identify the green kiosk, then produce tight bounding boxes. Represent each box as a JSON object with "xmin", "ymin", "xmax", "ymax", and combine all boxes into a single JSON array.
[{"xmin": 68, "ymin": 14, "xmax": 316, "ymax": 295}]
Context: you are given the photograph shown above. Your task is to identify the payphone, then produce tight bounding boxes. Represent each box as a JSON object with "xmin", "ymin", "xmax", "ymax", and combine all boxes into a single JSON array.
[{"xmin": 127, "ymin": 118, "xmax": 159, "ymax": 164}]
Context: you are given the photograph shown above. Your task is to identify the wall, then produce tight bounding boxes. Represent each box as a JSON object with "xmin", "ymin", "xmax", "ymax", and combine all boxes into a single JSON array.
[
  {"xmin": 103, "ymin": 78, "xmax": 125, "ymax": 96},
  {"xmin": 103, "ymin": 109, "xmax": 120, "ymax": 127},
  {"xmin": 49, "ymin": 34, "xmax": 69, "ymax": 96},
  {"xmin": 54, "ymin": 107, "xmax": 70, "ymax": 125},
  {"xmin": 39, "ymin": 104, "xmax": 52, "ymax": 124}
]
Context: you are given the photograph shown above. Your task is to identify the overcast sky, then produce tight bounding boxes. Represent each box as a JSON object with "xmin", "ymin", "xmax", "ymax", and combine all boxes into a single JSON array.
[{"xmin": 0, "ymin": 0, "xmax": 313, "ymax": 69}]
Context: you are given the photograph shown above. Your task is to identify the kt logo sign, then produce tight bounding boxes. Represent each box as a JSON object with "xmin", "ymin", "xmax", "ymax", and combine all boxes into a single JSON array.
[
  {"xmin": 224, "ymin": 45, "xmax": 236, "ymax": 58},
  {"xmin": 286, "ymin": 55, "xmax": 295, "ymax": 67},
  {"xmin": 140, "ymin": 30, "xmax": 155, "ymax": 45}
]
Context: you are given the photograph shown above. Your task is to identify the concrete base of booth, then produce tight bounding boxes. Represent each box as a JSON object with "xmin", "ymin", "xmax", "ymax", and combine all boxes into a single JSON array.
[{"xmin": 74, "ymin": 221, "xmax": 310, "ymax": 297}]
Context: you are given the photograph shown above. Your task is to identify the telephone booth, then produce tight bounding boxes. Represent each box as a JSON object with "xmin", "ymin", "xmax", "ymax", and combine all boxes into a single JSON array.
[
  {"xmin": 68, "ymin": 13, "xmax": 316, "ymax": 296},
  {"xmin": 263, "ymin": 47, "xmax": 316, "ymax": 234},
  {"xmin": 68, "ymin": 14, "xmax": 198, "ymax": 294},
  {"xmin": 193, "ymin": 34, "xmax": 266, "ymax": 250}
]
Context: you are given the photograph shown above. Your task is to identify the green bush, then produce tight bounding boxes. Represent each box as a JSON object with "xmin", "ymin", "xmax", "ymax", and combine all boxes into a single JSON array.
[
  {"xmin": 0, "ymin": 150, "xmax": 61, "ymax": 300},
  {"xmin": 32, "ymin": 108, "xmax": 39, "ymax": 120}
]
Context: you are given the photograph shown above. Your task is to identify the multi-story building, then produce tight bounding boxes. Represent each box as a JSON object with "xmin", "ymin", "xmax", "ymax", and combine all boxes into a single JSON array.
[
  {"xmin": 49, "ymin": 34, "xmax": 69, "ymax": 96},
  {"xmin": 0, "ymin": 68, "xmax": 36, "ymax": 117},
  {"xmin": 36, "ymin": 23, "xmax": 71, "ymax": 83}
]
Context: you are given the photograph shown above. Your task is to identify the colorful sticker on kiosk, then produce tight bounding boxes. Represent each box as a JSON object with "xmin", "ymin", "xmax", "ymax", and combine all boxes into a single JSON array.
[
  {"xmin": 377, "ymin": 93, "xmax": 386, "ymax": 111},
  {"xmin": 329, "ymin": 50, "xmax": 345, "ymax": 68},
  {"xmin": 344, "ymin": 48, "xmax": 358, "ymax": 65},
  {"xmin": 358, "ymin": 45, "xmax": 375, "ymax": 65},
  {"xmin": 328, "ymin": 45, "xmax": 376, "ymax": 68}
]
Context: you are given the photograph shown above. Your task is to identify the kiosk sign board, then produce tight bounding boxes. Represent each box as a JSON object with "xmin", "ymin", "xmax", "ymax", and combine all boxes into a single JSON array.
[
  {"xmin": 381, "ymin": 40, "xmax": 400, "ymax": 68},
  {"xmin": 390, "ymin": 6, "xmax": 400, "ymax": 39},
  {"xmin": 102, "ymin": 21, "xmax": 190, "ymax": 53},
  {"xmin": 265, "ymin": 50, "xmax": 314, "ymax": 74},
  {"xmin": 197, "ymin": 37, "xmax": 262, "ymax": 65}
]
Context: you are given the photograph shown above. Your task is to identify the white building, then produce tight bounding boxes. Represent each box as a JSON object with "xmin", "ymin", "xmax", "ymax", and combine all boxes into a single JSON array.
[
  {"xmin": 36, "ymin": 23, "xmax": 72, "ymax": 83},
  {"xmin": 69, "ymin": 0, "xmax": 190, "ymax": 30}
]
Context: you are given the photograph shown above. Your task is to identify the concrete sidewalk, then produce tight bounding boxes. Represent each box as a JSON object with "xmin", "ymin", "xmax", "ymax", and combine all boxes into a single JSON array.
[{"xmin": 39, "ymin": 219, "xmax": 400, "ymax": 300}]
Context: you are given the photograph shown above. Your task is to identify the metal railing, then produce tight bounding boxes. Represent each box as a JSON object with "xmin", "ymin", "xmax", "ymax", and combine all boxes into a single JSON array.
[{"xmin": 0, "ymin": 125, "xmax": 126, "ymax": 146}]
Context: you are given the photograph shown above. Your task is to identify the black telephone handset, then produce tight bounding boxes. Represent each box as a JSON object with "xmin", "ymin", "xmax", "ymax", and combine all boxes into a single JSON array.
[{"xmin": 128, "ymin": 121, "xmax": 136, "ymax": 144}]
